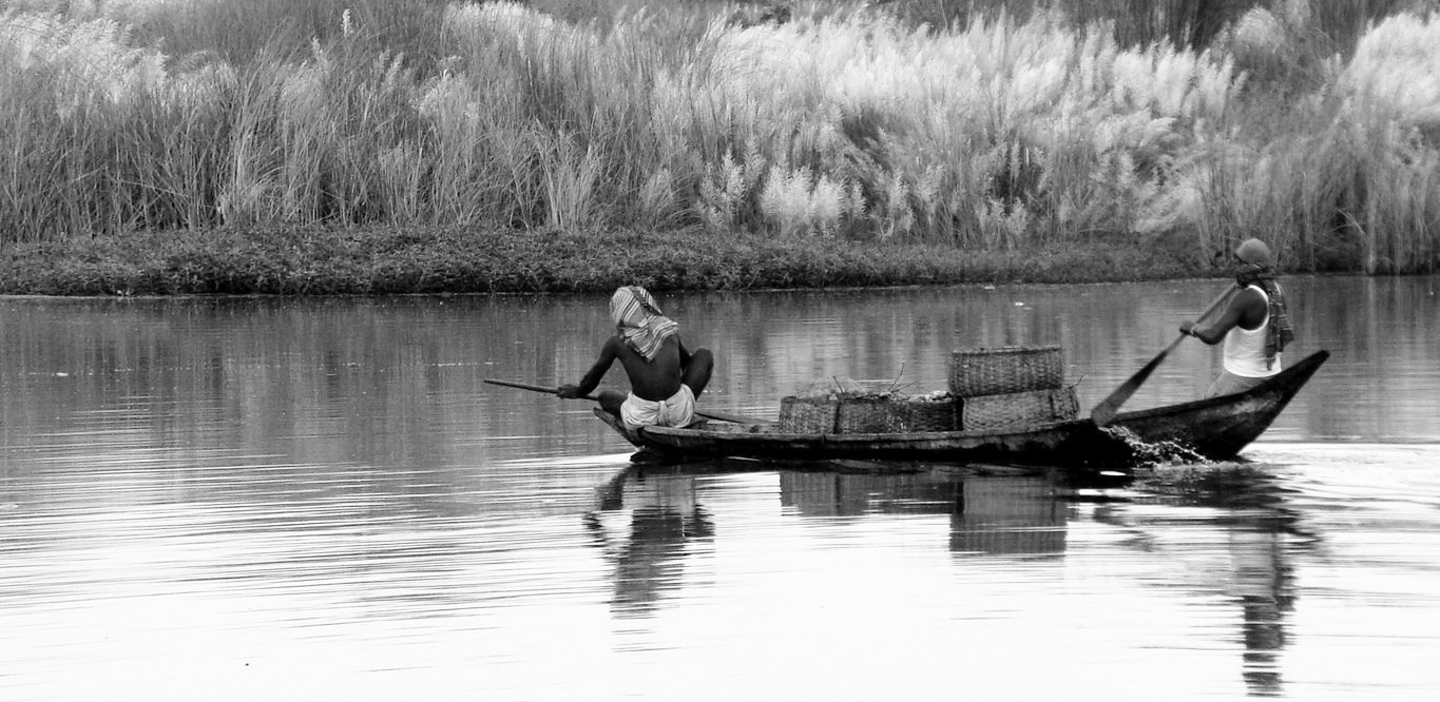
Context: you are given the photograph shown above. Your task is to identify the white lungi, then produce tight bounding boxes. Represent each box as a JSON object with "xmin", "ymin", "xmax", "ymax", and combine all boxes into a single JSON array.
[{"xmin": 620, "ymin": 385, "xmax": 696, "ymax": 429}]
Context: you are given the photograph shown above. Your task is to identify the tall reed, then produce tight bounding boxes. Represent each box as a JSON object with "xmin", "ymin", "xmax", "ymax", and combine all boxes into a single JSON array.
[
  {"xmin": 662, "ymin": 9, "xmax": 1243, "ymax": 246},
  {"xmin": 1171, "ymin": 10, "xmax": 1440, "ymax": 273},
  {"xmin": 0, "ymin": 0, "xmax": 1437, "ymax": 273}
]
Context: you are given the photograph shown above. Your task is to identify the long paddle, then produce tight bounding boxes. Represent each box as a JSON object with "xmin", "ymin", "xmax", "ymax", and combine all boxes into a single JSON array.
[
  {"xmin": 1090, "ymin": 287, "xmax": 1234, "ymax": 426},
  {"xmin": 484, "ymin": 378, "xmax": 771, "ymax": 425}
]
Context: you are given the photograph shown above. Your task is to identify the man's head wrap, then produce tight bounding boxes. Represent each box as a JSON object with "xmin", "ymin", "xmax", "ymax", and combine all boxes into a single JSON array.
[
  {"xmin": 610, "ymin": 286, "xmax": 678, "ymax": 361},
  {"xmin": 1235, "ymin": 238, "xmax": 1274, "ymax": 267}
]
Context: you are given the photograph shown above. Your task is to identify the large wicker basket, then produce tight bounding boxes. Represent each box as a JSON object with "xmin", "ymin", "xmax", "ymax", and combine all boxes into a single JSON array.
[
  {"xmin": 836, "ymin": 394, "xmax": 961, "ymax": 434},
  {"xmin": 835, "ymin": 396, "xmax": 895, "ymax": 434},
  {"xmin": 783, "ymin": 394, "xmax": 961, "ymax": 434},
  {"xmin": 889, "ymin": 396, "xmax": 959, "ymax": 433},
  {"xmin": 949, "ymin": 346, "xmax": 1065, "ymax": 397},
  {"xmin": 960, "ymin": 386, "xmax": 1079, "ymax": 432},
  {"xmin": 778, "ymin": 395, "xmax": 839, "ymax": 433}
]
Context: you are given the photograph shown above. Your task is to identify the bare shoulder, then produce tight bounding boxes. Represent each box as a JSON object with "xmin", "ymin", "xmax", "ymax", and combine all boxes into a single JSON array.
[
  {"xmin": 600, "ymin": 334, "xmax": 627, "ymax": 357},
  {"xmin": 1232, "ymin": 285, "xmax": 1269, "ymax": 328},
  {"xmin": 1236, "ymin": 285, "xmax": 1269, "ymax": 307}
]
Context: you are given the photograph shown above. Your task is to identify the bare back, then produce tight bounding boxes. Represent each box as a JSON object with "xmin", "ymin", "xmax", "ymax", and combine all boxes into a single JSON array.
[{"xmin": 606, "ymin": 335, "xmax": 685, "ymax": 401}]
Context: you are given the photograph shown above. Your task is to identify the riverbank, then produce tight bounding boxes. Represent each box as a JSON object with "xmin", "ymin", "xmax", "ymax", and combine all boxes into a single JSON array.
[{"xmin": 0, "ymin": 226, "xmax": 1210, "ymax": 296}]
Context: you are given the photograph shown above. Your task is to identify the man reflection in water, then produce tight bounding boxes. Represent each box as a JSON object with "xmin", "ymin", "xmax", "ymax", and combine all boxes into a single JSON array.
[
  {"xmin": 1180, "ymin": 238, "xmax": 1296, "ymax": 397},
  {"xmin": 586, "ymin": 471, "xmax": 713, "ymax": 618},
  {"xmin": 1094, "ymin": 476, "xmax": 1300, "ymax": 697},
  {"xmin": 1229, "ymin": 516, "xmax": 1295, "ymax": 697}
]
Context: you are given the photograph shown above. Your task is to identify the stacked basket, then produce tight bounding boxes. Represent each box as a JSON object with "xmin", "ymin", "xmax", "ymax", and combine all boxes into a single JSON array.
[
  {"xmin": 948, "ymin": 345, "xmax": 1078, "ymax": 431},
  {"xmin": 778, "ymin": 390, "xmax": 959, "ymax": 434},
  {"xmin": 776, "ymin": 346, "xmax": 1075, "ymax": 435}
]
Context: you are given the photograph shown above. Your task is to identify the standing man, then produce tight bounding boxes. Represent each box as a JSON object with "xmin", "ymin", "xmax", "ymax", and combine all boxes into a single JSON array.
[
  {"xmin": 1180, "ymin": 238, "xmax": 1296, "ymax": 397},
  {"xmin": 559, "ymin": 286, "xmax": 714, "ymax": 429}
]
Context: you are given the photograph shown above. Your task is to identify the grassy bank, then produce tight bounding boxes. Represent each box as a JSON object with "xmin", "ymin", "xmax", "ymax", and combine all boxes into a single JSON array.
[
  {"xmin": 1, "ymin": 0, "xmax": 1438, "ymax": 283},
  {"xmin": 0, "ymin": 226, "xmax": 1203, "ymax": 295}
]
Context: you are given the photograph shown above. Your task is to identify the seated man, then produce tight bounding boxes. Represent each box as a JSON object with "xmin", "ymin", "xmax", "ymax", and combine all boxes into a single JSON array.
[
  {"xmin": 1180, "ymin": 238, "xmax": 1295, "ymax": 397},
  {"xmin": 559, "ymin": 286, "xmax": 714, "ymax": 429}
]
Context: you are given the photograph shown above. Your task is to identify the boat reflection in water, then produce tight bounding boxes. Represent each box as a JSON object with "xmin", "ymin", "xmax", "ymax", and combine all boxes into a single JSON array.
[
  {"xmin": 585, "ymin": 461, "xmax": 1299, "ymax": 695},
  {"xmin": 947, "ymin": 476, "xmax": 1069, "ymax": 556},
  {"xmin": 776, "ymin": 472, "xmax": 1069, "ymax": 557},
  {"xmin": 584, "ymin": 464, "xmax": 1078, "ymax": 620}
]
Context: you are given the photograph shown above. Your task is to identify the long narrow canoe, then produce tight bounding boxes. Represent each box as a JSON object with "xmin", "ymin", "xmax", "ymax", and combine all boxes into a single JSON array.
[{"xmin": 595, "ymin": 350, "xmax": 1329, "ymax": 470}]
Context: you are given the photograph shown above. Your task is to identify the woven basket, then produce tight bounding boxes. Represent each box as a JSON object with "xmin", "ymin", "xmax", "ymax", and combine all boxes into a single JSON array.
[
  {"xmin": 835, "ymin": 395, "xmax": 895, "ymax": 434},
  {"xmin": 890, "ymin": 397, "xmax": 959, "ymax": 432},
  {"xmin": 834, "ymin": 394, "xmax": 961, "ymax": 434},
  {"xmin": 779, "ymin": 395, "xmax": 839, "ymax": 433},
  {"xmin": 949, "ymin": 345, "xmax": 1064, "ymax": 397},
  {"xmin": 960, "ymin": 386, "xmax": 1079, "ymax": 432}
]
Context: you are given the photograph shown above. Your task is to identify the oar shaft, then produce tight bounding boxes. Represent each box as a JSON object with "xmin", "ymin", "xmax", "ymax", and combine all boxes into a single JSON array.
[
  {"xmin": 483, "ymin": 378, "xmax": 770, "ymax": 424},
  {"xmin": 1090, "ymin": 286, "xmax": 1234, "ymax": 425},
  {"xmin": 1178, "ymin": 287, "xmax": 1235, "ymax": 344},
  {"xmin": 484, "ymin": 378, "xmax": 586, "ymax": 398}
]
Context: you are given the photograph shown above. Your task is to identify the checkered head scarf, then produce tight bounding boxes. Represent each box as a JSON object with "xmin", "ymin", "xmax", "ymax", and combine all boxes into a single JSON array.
[{"xmin": 610, "ymin": 286, "xmax": 678, "ymax": 361}]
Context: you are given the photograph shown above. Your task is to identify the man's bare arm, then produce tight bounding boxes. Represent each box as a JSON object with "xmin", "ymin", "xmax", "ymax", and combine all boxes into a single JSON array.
[
  {"xmin": 1183, "ymin": 287, "xmax": 1262, "ymax": 344},
  {"xmin": 559, "ymin": 337, "xmax": 620, "ymax": 398}
]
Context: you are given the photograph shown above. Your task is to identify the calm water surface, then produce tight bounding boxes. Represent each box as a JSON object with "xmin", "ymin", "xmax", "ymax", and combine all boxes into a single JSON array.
[{"xmin": 2, "ymin": 276, "xmax": 1438, "ymax": 701}]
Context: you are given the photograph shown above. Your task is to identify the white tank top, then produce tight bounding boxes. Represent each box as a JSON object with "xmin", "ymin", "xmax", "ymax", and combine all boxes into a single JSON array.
[{"xmin": 1223, "ymin": 285, "xmax": 1281, "ymax": 377}]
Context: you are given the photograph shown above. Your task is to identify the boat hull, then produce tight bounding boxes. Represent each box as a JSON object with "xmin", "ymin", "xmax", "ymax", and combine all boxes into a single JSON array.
[{"xmin": 599, "ymin": 351, "xmax": 1329, "ymax": 469}]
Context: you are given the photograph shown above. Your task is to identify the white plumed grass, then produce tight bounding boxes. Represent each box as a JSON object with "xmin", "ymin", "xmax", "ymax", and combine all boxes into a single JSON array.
[{"xmin": 0, "ymin": 0, "xmax": 1435, "ymax": 272}]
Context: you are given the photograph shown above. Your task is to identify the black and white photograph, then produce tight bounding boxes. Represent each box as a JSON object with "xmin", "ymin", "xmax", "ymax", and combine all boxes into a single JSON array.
[{"xmin": 3, "ymin": 1, "xmax": 1438, "ymax": 700}]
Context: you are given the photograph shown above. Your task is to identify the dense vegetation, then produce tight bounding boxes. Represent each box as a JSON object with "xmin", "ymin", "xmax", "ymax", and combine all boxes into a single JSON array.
[
  {"xmin": 1, "ymin": 0, "xmax": 1437, "ymax": 294},
  {"xmin": 0, "ymin": 224, "xmax": 1204, "ymax": 295}
]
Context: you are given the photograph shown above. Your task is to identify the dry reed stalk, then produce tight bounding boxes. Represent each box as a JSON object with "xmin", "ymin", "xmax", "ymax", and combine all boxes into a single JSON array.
[
  {"xmin": 681, "ymin": 9, "xmax": 1242, "ymax": 244},
  {"xmin": 539, "ymin": 135, "xmax": 602, "ymax": 230}
]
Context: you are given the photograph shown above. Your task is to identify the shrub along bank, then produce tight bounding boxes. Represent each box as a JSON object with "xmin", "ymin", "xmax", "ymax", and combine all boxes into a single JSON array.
[{"xmin": 0, "ymin": 226, "xmax": 1204, "ymax": 296}]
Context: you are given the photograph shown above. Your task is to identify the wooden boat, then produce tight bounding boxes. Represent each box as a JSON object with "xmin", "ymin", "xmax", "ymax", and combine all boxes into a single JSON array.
[{"xmin": 595, "ymin": 350, "xmax": 1330, "ymax": 470}]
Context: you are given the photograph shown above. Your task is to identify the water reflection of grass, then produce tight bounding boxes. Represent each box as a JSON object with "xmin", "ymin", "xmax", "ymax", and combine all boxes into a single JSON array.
[{"xmin": 1, "ymin": 0, "xmax": 1437, "ymax": 285}]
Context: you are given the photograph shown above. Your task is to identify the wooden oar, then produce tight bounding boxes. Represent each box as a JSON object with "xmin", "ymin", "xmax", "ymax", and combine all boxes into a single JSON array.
[
  {"xmin": 1090, "ymin": 287, "xmax": 1234, "ymax": 426},
  {"xmin": 484, "ymin": 378, "xmax": 772, "ymax": 425}
]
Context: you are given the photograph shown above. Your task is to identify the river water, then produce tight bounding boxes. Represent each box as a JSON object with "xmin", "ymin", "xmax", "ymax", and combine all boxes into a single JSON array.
[{"xmin": 2, "ymin": 276, "xmax": 1437, "ymax": 701}]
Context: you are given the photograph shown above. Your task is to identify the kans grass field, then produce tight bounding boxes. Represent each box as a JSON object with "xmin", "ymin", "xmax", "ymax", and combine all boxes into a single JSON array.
[{"xmin": 0, "ymin": 0, "xmax": 1437, "ymax": 293}]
